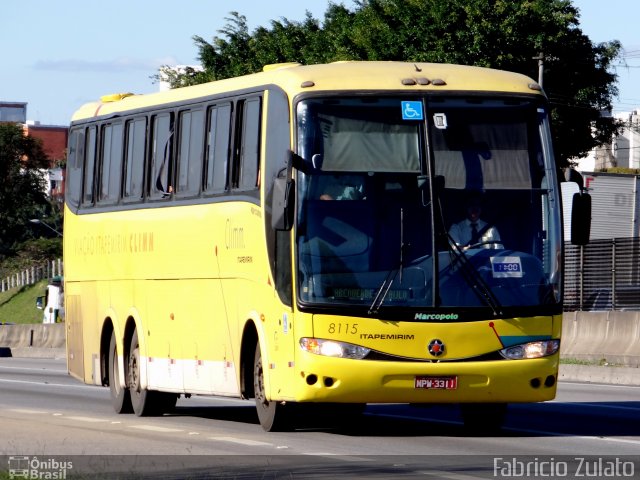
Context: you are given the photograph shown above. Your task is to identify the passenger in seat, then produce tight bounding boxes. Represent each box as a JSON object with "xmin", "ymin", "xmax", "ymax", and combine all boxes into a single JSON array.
[{"xmin": 319, "ymin": 175, "xmax": 365, "ymax": 200}]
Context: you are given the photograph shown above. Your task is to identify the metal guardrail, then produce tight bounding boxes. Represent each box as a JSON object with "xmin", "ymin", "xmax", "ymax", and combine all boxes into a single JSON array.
[
  {"xmin": 3, "ymin": 242, "xmax": 638, "ymax": 311},
  {"xmin": 564, "ymin": 238, "xmax": 640, "ymax": 311}
]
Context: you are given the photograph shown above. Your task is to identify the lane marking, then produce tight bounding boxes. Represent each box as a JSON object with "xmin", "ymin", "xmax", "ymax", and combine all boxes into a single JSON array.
[
  {"xmin": 0, "ymin": 378, "xmax": 96, "ymax": 389},
  {"xmin": 599, "ymin": 437, "xmax": 640, "ymax": 446},
  {"xmin": 0, "ymin": 365, "xmax": 67, "ymax": 373},
  {"xmin": 129, "ymin": 425, "xmax": 184, "ymax": 433},
  {"xmin": 568, "ymin": 402, "xmax": 640, "ymax": 412},
  {"xmin": 208, "ymin": 436, "xmax": 273, "ymax": 446},
  {"xmin": 301, "ymin": 453, "xmax": 373, "ymax": 462},
  {"xmin": 420, "ymin": 471, "xmax": 485, "ymax": 480},
  {"xmin": 67, "ymin": 416, "xmax": 111, "ymax": 423},
  {"xmin": 366, "ymin": 412, "xmax": 461, "ymax": 426},
  {"xmin": 375, "ymin": 412, "xmax": 640, "ymax": 446},
  {"xmin": 560, "ymin": 381, "xmax": 640, "ymax": 390},
  {"xmin": 503, "ymin": 425, "xmax": 640, "ymax": 446},
  {"xmin": 9, "ymin": 408, "xmax": 49, "ymax": 415}
]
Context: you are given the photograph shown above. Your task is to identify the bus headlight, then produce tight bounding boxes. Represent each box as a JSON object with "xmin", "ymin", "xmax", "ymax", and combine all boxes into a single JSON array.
[
  {"xmin": 499, "ymin": 339, "xmax": 560, "ymax": 360},
  {"xmin": 300, "ymin": 338, "xmax": 370, "ymax": 359}
]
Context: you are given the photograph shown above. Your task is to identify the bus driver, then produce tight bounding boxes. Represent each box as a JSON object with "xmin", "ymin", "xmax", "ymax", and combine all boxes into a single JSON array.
[{"xmin": 449, "ymin": 195, "xmax": 502, "ymax": 250}]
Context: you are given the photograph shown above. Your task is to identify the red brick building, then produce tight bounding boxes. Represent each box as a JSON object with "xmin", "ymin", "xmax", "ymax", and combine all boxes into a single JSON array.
[
  {"xmin": 23, "ymin": 122, "xmax": 69, "ymax": 167},
  {"xmin": 2, "ymin": 103, "xmax": 69, "ymax": 202},
  {"xmin": 23, "ymin": 123, "xmax": 68, "ymax": 204}
]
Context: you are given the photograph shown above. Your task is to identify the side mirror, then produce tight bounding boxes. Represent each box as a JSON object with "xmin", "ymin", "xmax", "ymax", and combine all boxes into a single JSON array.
[
  {"xmin": 36, "ymin": 296, "xmax": 44, "ymax": 310},
  {"xmin": 565, "ymin": 168, "xmax": 584, "ymax": 189},
  {"xmin": 272, "ymin": 177, "xmax": 295, "ymax": 231},
  {"xmin": 571, "ymin": 192, "xmax": 591, "ymax": 246}
]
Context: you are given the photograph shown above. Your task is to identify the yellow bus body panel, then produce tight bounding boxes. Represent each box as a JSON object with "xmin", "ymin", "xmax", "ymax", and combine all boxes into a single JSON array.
[{"xmin": 266, "ymin": 313, "xmax": 560, "ymax": 404}]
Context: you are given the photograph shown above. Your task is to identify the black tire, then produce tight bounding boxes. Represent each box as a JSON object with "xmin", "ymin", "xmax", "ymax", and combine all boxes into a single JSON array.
[
  {"xmin": 460, "ymin": 403, "xmax": 508, "ymax": 434},
  {"xmin": 128, "ymin": 330, "xmax": 178, "ymax": 416},
  {"xmin": 108, "ymin": 332, "xmax": 132, "ymax": 414},
  {"xmin": 128, "ymin": 330, "xmax": 158, "ymax": 416},
  {"xmin": 253, "ymin": 343, "xmax": 293, "ymax": 431}
]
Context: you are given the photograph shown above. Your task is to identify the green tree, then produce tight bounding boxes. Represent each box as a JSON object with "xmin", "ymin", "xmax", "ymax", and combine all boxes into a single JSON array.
[
  {"xmin": 0, "ymin": 123, "xmax": 53, "ymax": 257},
  {"xmin": 168, "ymin": 0, "xmax": 621, "ymax": 166}
]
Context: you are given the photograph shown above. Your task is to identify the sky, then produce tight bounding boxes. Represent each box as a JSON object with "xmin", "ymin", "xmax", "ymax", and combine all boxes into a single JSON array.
[{"xmin": 1, "ymin": 0, "xmax": 638, "ymax": 126}]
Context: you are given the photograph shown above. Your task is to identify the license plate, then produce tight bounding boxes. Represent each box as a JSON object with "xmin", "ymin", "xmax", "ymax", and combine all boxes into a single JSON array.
[{"xmin": 415, "ymin": 376, "xmax": 458, "ymax": 390}]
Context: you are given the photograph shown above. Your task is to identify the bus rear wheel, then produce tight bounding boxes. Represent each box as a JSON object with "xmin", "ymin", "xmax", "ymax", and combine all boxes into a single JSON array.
[
  {"xmin": 108, "ymin": 332, "xmax": 132, "ymax": 414},
  {"xmin": 253, "ymin": 343, "xmax": 293, "ymax": 432},
  {"xmin": 128, "ymin": 330, "xmax": 177, "ymax": 416}
]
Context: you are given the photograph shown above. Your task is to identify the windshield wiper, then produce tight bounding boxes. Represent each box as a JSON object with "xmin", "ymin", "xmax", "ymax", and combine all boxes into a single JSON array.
[
  {"xmin": 369, "ymin": 208, "xmax": 405, "ymax": 315},
  {"xmin": 431, "ymin": 182, "xmax": 502, "ymax": 316},
  {"xmin": 445, "ymin": 234, "xmax": 503, "ymax": 316}
]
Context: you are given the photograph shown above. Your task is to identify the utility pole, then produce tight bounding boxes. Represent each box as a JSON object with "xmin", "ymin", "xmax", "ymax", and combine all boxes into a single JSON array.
[{"xmin": 533, "ymin": 52, "xmax": 544, "ymax": 88}]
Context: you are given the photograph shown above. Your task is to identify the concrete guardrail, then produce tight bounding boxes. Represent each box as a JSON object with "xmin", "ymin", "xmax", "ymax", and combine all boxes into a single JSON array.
[
  {"xmin": 0, "ymin": 323, "xmax": 65, "ymax": 357},
  {"xmin": 561, "ymin": 311, "xmax": 640, "ymax": 367}
]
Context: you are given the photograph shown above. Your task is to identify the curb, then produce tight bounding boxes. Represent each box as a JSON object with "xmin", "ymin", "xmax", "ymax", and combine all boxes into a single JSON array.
[
  {"xmin": 559, "ymin": 363, "xmax": 640, "ymax": 386},
  {"xmin": 3, "ymin": 347, "xmax": 67, "ymax": 359}
]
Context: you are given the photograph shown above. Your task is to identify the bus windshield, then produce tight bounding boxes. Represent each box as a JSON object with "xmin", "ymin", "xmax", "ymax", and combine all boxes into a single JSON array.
[{"xmin": 295, "ymin": 95, "xmax": 561, "ymax": 316}]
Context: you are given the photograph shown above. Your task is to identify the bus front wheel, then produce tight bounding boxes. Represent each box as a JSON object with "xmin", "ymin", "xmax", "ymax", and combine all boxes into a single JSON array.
[
  {"xmin": 253, "ymin": 343, "xmax": 293, "ymax": 432},
  {"xmin": 108, "ymin": 332, "xmax": 132, "ymax": 414}
]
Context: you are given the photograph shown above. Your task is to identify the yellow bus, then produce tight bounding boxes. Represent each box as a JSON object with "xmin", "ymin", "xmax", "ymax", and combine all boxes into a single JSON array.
[{"xmin": 64, "ymin": 61, "xmax": 589, "ymax": 432}]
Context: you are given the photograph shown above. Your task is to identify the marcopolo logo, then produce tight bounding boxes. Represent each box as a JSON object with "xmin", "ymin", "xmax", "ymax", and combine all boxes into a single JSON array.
[
  {"xmin": 8, "ymin": 456, "xmax": 73, "ymax": 479},
  {"xmin": 414, "ymin": 312, "xmax": 459, "ymax": 321}
]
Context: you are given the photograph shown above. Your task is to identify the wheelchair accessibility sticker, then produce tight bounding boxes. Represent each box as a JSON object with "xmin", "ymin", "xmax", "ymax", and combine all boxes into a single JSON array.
[{"xmin": 401, "ymin": 101, "xmax": 423, "ymax": 120}]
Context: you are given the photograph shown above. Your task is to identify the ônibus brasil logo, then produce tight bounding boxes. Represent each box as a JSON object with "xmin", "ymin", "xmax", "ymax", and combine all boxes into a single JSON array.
[{"xmin": 8, "ymin": 456, "xmax": 73, "ymax": 479}]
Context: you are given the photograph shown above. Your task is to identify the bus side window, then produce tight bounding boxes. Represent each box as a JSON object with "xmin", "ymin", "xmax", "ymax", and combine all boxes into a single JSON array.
[
  {"xmin": 176, "ymin": 109, "xmax": 205, "ymax": 198},
  {"xmin": 123, "ymin": 117, "xmax": 147, "ymax": 201},
  {"xmin": 233, "ymin": 97, "xmax": 261, "ymax": 191},
  {"xmin": 204, "ymin": 103, "xmax": 232, "ymax": 194},
  {"xmin": 98, "ymin": 122, "xmax": 123, "ymax": 205},
  {"xmin": 149, "ymin": 112, "xmax": 174, "ymax": 199},
  {"xmin": 82, "ymin": 126, "xmax": 97, "ymax": 206},
  {"xmin": 65, "ymin": 128, "xmax": 84, "ymax": 210}
]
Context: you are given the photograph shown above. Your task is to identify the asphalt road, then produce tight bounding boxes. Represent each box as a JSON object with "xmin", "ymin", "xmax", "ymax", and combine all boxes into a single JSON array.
[{"xmin": 1, "ymin": 357, "xmax": 639, "ymax": 478}]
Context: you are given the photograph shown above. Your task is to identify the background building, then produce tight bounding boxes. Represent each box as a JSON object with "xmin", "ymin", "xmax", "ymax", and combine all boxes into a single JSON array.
[
  {"xmin": 0, "ymin": 101, "xmax": 27, "ymax": 123},
  {"xmin": 1, "ymin": 101, "xmax": 68, "ymax": 202},
  {"xmin": 576, "ymin": 109, "xmax": 640, "ymax": 172}
]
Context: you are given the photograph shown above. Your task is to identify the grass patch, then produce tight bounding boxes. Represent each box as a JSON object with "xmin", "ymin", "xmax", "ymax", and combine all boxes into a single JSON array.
[
  {"xmin": 0, "ymin": 280, "xmax": 48, "ymax": 324},
  {"xmin": 561, "ymin": 357, "xmax": 623, "ymax": 367},
  {"xmin": 561, "ymin": 358, "xmax": 599, "ymax": 366}
]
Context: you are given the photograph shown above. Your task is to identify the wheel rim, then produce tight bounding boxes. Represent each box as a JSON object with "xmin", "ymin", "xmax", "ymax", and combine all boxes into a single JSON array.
[
  {"xmin": 254, "ymin": 350, "xmax": 268, "ymax": 409},
  {"xmin": 128, "ymin": 343, "xmax": 140, "ymax": 394}
]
